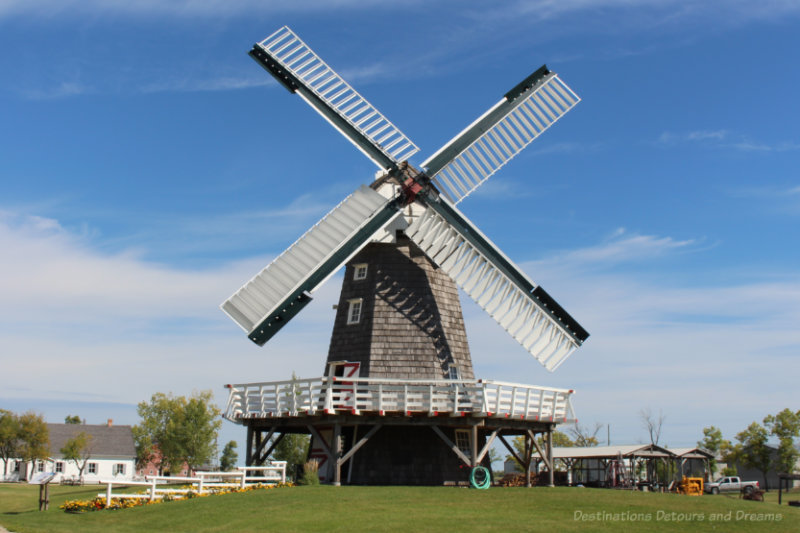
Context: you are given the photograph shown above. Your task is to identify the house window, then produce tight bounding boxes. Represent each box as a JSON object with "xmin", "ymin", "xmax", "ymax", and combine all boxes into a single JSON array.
[
  {"xmin": 353, "ymin": 263, "xmax": 368, "ymax": 281},
  {"xmin": 37, "ymin": 461, "xmax": 45, "ymax": 472},
  {"xmin": 13, "ymin": 461, "xmax": 19, "ymax": 472},
  {"xmin": 455, "ymin": 429, "xmax": 471, "ymax": 459},
  {"xmin": 55, "ymin": 462, "xmax": 64, "ymax": 473},
  {"xmin": 347, "ymin": 298, "xmax": 363, "ymax": 324},
  {"xmin": 113, "ymin": 464, "xmax": 126, "ymax": 475},
  {"xmin": 448, "ymin": 364, "xmax": 460, "ymax": 380},
  {"xmin": 87, "ymin": 463, "xmax": 97, "ymax": 474}
]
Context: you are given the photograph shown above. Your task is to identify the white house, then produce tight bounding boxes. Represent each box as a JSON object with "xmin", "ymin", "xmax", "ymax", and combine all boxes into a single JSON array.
[{"xmin": 4, "ymin": 420, "xmax": 136, "ymax": 484}]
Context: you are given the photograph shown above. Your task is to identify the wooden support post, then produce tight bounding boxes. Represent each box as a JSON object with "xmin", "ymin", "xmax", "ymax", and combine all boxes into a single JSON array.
[
  {"xmin": 332, "ymin": 423, "xmax": 342, "ymax": 486},
  {"xmin": 546, "ymin": 426, "xmax": 554, "ymax": 487},
  {"xmin": 525, "ymin": 433, "xmax": 532, "ymax": 488},
  {"xmin": 246, "ymin": 424, "xmax": 254, "ymax": 466},
  {"xmin": 529, "ymin": 429, "xmax": 550, "ymax": 472},
  {"xmin": 471, "ymin": 425, "xmax": 478, "ymax": 467}
]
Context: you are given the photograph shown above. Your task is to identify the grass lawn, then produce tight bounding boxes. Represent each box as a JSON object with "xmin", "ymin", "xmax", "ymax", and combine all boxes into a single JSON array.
[{"xmin": 1, "ymin": 483, "xmax": 799, "ymax": 532}]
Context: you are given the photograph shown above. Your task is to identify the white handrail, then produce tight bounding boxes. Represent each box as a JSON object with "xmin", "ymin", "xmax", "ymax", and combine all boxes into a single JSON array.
[{"xmin": 224, "ymin": 376, "xmax": 575, "ymax": 422}]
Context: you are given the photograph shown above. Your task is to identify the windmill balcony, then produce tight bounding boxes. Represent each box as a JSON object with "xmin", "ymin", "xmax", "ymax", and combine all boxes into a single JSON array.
[{"xmin": 224, "ymin": 376, "xmax": 576, "ymax": 423}]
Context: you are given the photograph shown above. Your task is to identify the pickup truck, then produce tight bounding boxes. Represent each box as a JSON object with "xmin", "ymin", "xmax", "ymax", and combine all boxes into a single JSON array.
[{"xmin": 704, "ymin": 476, "xmax": 759, "ymax": 495}]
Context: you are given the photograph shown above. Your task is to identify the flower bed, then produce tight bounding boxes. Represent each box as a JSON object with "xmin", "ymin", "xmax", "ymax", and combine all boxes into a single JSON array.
[{"xmin": 60, "ymin": 483, "xmax": 293, "ymax": 513}]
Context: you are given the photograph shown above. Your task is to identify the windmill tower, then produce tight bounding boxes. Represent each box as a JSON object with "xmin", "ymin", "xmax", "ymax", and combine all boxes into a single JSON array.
[{"xmin": 221, "ymin": 27, "xmax": 590, "ymax": 486}]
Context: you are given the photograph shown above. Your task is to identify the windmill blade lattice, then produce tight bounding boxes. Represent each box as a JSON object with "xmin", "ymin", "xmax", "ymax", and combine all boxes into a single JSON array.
[
  {"xmin": 422, "ymin": 67, "xmax": 580, "ymax": 204},
  {"xmin": 224, "ymin": 25, "xmax": 589, "ymax": 372},
  {"xmin": 251, "ymin": 26, "xmax": 419, "ymax": 170},
  {"xmin": 221, "ymin": 185, "xmax": 401, "ymax": 345},
  {"xmin": 406, "ymin": 199, "xmax": 587, "ymax": 371}
]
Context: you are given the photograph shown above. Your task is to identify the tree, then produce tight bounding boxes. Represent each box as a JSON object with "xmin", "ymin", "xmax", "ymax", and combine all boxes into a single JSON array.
[
  {"xmin": 272, "ymin": 434, "xmax": 310, "ymax": 481},
  {"xmin": 220, "ymin": 441, "xmax": 238, "ymax": 471},
  {"xmin": 698, "ymin": 426, "xmax": 730, "ymax": 475},
  {"xmin": 133, "ymin": 391, "xmax": 221, "ymax": 476},
  {"xmin": 60, "ymin": 431, "xmax": 93, "ymax": 478},
  {"xmin": 640, "ymin": 408, "xmax": 666, "ymax": 446},
  {"xmin": 0, "ymin": 410, "xmax": 18, "ymax": 480},
  {"xmin": 132, "ymin": 392, "xmax": 177, "ymax": 474},
  {"xmin": 733, "ymin": 421, "xmax": 772, "ymax": 490},
  {"xmin": 569, "ymin": 423, "xmax": 602, "ymax": 447},
  {"xmin": 764, "ymin": 408, "xmax": 800, "ymax": 475},
  {"xmin": 17, "ymin": 411, "xmax": 49, "ymax": 478},
  {"xmin": 64, "ymin": 415, "xmax": 81, "ymax": 424},
  {"xmin": 165, "ymin": 391, "xmax": 222, "ymax": 473}
]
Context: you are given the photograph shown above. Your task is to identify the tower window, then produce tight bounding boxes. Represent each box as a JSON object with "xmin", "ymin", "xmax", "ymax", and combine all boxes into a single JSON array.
[
  {"xmin": 347, "ymin": 298, "xmax": 363, "ymax": 324},
  {"xmin": 353, "ymin": 263, "xmax": 368, "ymax": 281},
  {"xmin": 455, "ymin": 429, "xmax": 471, "ymax": 458},
  {"xmin": 448, "ymin": 364, "xmax": 460, "ymax": 380}
]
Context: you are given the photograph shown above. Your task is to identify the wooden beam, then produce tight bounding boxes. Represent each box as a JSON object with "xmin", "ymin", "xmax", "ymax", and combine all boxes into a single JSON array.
[
  {"xmin": 307, "ymin": 425, "xmax": 332, "ymax": 459},
  {"xmin": 431, "ymin": 426, "xmax": 471, "ymax": 466},
  {"xmin": 498, "ymin": 434, "xmax": 525, "ymax": 467},
  {"xmin": 257, "ymin": 431, "xmax": 283, "ymax": 464},
  {"xmin": 476, "ymin": 429, "xmax": 499, "ymax": 464},
  {"xmin": 528, "ymin": 429, "xmax": 551, "ymax": 472},
  {"xmin": 339, "ymin": 424, "xmax": 382, "ymax": 465}
]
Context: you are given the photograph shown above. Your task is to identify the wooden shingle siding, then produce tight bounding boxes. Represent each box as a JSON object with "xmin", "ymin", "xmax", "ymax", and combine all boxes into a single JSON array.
[{"xmin": 325, "ymin": 234, "xmax": 474, "ymax": 380}]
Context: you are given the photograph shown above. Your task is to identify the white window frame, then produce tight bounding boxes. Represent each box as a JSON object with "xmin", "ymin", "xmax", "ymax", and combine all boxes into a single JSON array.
[
  {"xmin": 55, "ymin": 461, "xmax": 64, "ymax": 473},
  {"xmin": 347, "ymin": 298, "xmax": 363, "ymax": 325},
  {"xmin": 87, "ymin": 462, "xmax": 97, "ymax": 474},
  {"xmin": 448, "ymin": 364, "xmax": 460, "ymax": 380},
  {"xmin": 353, "ymin": 263, "xmax": 368, "ymax": 281},
  {"xmin": 455, "ymin": 429, "xmax": 471, "ymax": 458},
  {"xmin": 113, "ymin": 463, "xmax": 126, "ymax": 475}
]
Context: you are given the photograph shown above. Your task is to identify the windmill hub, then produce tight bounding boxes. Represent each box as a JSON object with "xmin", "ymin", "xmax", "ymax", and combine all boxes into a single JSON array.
[{"xmin": 220, "ymin": 26, "xmax": 590, "ymax": 486}]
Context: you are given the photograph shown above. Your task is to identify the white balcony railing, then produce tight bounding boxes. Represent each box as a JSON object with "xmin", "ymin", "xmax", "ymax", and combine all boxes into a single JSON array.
[{"xmin": 224, "ymin": 377, "xmax": 575, "ymax": 423}]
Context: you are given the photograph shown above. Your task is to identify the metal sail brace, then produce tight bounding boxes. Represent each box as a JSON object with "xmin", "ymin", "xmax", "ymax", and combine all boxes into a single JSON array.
[
  {"xmin": 250, "ymin": 26, "xmax": 419, "ymax": 171},
  {"xmin": 405, "ymin": 197, "xmax": 589, "ymax": 371},
  {"xmin": 221, "ymin": 186, "xmax": 401, "ymax": 345},
  {"xmin": 422, "ymin": 66, "xmax": 580, "ymax": 204}
]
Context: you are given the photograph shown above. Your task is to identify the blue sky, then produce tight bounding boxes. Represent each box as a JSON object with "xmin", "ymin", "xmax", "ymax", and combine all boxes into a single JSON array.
[{"xmin": 1, "ymin": 1, "xmax": 799, "ymax": 455}]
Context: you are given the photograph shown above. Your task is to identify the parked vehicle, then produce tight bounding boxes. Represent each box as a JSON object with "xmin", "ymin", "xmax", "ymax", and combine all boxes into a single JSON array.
[{"xmin": 704, "ymin": 476, "xmax": 759, "ymax": 495}]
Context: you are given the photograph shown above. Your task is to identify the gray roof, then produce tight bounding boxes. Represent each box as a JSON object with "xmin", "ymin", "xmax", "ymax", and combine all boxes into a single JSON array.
[
  {"xmin": 47, "ymin": 423, "xmax": 136, "ymax": 459},
  {"xmin": 533, "ymin": 444, "xmax": 678, "ymax": 460}
]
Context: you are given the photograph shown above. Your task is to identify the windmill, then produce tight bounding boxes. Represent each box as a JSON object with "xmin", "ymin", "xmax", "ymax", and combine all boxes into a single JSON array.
[{"xmin": 221, "ymin": 26, "xmax": 589, "ymax": 486}]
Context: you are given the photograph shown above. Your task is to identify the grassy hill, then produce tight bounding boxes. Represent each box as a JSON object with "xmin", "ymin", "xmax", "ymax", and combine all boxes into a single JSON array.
[{"xmin": 1, "ymin": 483, "xmax": 798, "ymax": 532}]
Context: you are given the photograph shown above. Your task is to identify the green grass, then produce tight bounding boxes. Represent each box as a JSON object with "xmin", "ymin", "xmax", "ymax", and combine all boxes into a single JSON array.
[{"xmin": 1, "ymin": 483, "xmax": 799, "ymax": 532}]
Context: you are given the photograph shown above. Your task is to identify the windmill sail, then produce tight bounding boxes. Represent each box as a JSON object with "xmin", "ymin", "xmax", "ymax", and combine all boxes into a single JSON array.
[
  {"xmin": 405, "ymin": 197, "xmax": 588, "ymax": 371},
  {"xmin": 221, "ymin": 186, "xmax": 401, "ymax": 345},
  {"xmin": 422, "ymin": 66, "xmax": 580, "ymax": 204},
  {"xmin": 250, "ymin": 26, "xmax": 419, "ymax": 171}
]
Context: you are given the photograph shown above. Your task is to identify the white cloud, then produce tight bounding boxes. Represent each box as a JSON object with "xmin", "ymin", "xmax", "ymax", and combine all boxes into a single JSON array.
[
  {"xmin": 0, "ymin": 0, "xmax": 415, "ymax": 19},
  {"xmin": 463, "ymin": 231, "xmax": 800, "ymax": 445},
  {"xmin": 528, "ymin": 229, "xmax": 699, "ymax": 273},
  {"xmin": 0, "ymin": 210, "xmax": 339, "ymax": 407},
  {"xmin": 2, "ymin": 211, "xmax": 798, "ymax": 447},
  {"xmin": 659, "ymin": 129, "xmax": 800, "ymax": 153},
  {"xmin": 139, "ymin": 75, "xmax": 273, "ymax": 94},
  {"xmin": 21, "ymin": 81, "xmax": 89, "ymax": 100},
  {"xmin": 658, "ymin": 129, "xmax": 728, "ymax": 144}
]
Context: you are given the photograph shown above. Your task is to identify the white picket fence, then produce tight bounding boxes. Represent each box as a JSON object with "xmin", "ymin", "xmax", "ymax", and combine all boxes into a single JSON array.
[
  {"xmin": 98, "ymin": 462, "xmax": 286, "ymax": 508},
  {"xmin": 224, "ymin": 377, "xmax": 575, "ymax": 422}
]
